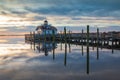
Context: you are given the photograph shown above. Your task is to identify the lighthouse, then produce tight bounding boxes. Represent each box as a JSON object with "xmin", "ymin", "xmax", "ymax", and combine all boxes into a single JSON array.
[{"xmin": 36, "ymin": 20, "xmax": 57, "ymax": 35}]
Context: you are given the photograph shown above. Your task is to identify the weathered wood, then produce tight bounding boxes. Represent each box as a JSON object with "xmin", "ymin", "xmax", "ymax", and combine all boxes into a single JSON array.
[
  {"xmin": 53, "ymin": 43, "xmax": 55, "ymax": 60},
  {"xmin": 81, "ymin": 29, "xmax": 84, "ymax": 55},
  {"xmin": 52, "ymin": 30, "xmax": 55, "ymax": 60},
  {"xmin": 30, "ymin": 32, "xmax": 32, "ymax": 49},
  {"xmin": 33, "ymin": 31, "xmax": 35, "ymax": 50},
  {"xmin": 64, "ymin": 27, "xmax": 67, "ymax": 42},
  {"xmin": 68, "ymin": 30, "xmax": 71, "ymax": 53},
  {"xmin": 112, "ymin": 33, "xmax": 114, "ymax": 53},
  {"xmin": 97, "ymin": 28, "xmax": 99, "ymax": 60},
  {"xmin": 86, "ymin": 25, "xmax": 89, "ymax": 74},
  {"xmin": 60, "ymin": 31, "xmax": 62, "ymax": 50},
  {"xmin": 64, "ymin": 27, "xmax": 67, "ymax": 66},
  {"xmin": 25, "ymin": 26, "xmax": 120, "ymax": 50}
]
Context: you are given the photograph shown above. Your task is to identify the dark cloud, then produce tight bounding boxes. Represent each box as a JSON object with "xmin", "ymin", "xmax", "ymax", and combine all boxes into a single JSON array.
[
  {"xmin": 0, "ymin": 11, "xmax": 8, "ymax": 15},
  {"xmin": 10, "ymin": 10, "xmax": 27, "ymax": 15},
  {"xmin": 33, "ymin": 16, "xmax": 46, "ymax": 21},
  {"xmin": 1, "ymin": 0, "xmax": 120, "ymax": 17},
  {"xmin": 0, "ymin": 4, "xmax": 27, "ymax": 17},
  {"xmin": 25, "ymin": 6, "xmax": 74, "ymax": 15},
  {"xmin": 23, "ymin": 0, "xmax": 120, "ymax": 18}
]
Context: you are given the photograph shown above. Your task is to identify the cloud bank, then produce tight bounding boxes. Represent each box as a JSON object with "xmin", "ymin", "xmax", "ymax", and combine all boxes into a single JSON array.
[{"xmin": 0, "ymin": 0, "xmax": 120, "ymax": 34}]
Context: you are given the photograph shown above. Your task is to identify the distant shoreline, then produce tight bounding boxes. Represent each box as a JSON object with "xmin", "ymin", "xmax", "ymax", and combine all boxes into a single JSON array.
[{"xmin": 0, "ymin": 35, "xmax": 24, "ymax": 36}]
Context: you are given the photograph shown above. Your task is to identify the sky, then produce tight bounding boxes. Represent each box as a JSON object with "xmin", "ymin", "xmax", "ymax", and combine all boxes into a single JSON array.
[{"xmin": 0, "ymin": 0, "xmax": 120, "ymax": 35}]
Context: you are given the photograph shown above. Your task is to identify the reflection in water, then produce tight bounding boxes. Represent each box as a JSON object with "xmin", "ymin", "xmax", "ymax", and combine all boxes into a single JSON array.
[
  {"xmin": 86, "ymin": 25, "xmax": 90, "ymax": 74},
  {"xmin": 52, "ymin": 42, "xmax": 55, "ymax": 60},
  {"xmin": 30, "ymin": 40, "xmax": 118, "ymax": 75},
  {"xmin": 97, "ymin": 28, "xmax": 99, "ymax": 60},
  {"xmin": 38, "ymin": 41, "xmax": 41, "ymax": 53},
  {"xmin": 0, "ymin": 40, "xmax": 8, "ymax": 43},
  {"xmin": 86, "ymin": 46, "xmax": 89, "ymax": 74},
  {"xmin": 81, "ymin": 29, "xmax": 84, "ymax": 56},
  {"xmin": 64, "ymin": 43, "xmax": 67, "ymax": 66},
  {"xmin": 60, "ymin": 42, "xmax": 62, "ymax": 50},
  {"xmin": 0, "ymin": 36, "xmax": 120, "ymax": 80},
  {"xmin": 34, "ymin": 41, "xmax": 90, "ymax": 73},
  {"xmin": 92, "ymin": 44, "xmax": 94, "ymax": 50},
  {"xmin": 81, "ymin": 43, "xmax": 84, "ymax": 56},
  {"xmin": 36, "ymin": 42, "xmax": 57, "ymax": 56},
  {"xmin": 112, "ymin": 39, "xmax": 114, "ymax": 54},
  {"xmin": 97, "ymin": 45, "xmax": 99, "ymax": 60},
  {"xmin": 68, "ymin": 43, "xmax": 71, "ymax": 53}
]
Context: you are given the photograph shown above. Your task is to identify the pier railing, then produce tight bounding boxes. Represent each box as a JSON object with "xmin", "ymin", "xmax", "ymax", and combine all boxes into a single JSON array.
[{"xmin": 25, "ymin": 26, "xmax": 120, "ymax": 50}]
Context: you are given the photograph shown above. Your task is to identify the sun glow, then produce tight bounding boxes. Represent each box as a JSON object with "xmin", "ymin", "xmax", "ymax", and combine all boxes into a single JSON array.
[
  {"xmin": 0, "ymin": 15, "xmax": 20, "ymax": 21},
  {"xmin": 0, "ymin": 44, "xmax": 30, "ymax": 56}
]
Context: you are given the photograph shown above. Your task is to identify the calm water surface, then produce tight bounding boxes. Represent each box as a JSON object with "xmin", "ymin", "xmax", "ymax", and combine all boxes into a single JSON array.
[{"xmin": 0, "ymin": 36, "xmax": 120, "ymax": 80}]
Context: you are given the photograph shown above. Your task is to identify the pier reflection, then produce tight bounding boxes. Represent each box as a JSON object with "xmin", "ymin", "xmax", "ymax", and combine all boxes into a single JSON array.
[
  {"xmin": 26, "ymin": 39, "xmax": 118, "ymax": 75},
  {"xmin": 30, "ymin": 41, "xmax": 91, "ymax": 74},
  {"xmin": 64, "ymin": 42, "xmax": 67, "ymax": 66},
  {"xmin": 0, "ymin": 33, "xmax": 120, "ymax": 80}
]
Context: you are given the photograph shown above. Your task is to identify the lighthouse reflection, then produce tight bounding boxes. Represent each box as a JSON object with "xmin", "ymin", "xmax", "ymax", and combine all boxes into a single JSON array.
[
  {"xmin": 30, "ymin": 41, "xmax": 91, "ymax": 74},
  {"xmin": 36, "ymin": 41, "xmax": 57, "ymax": 56}
]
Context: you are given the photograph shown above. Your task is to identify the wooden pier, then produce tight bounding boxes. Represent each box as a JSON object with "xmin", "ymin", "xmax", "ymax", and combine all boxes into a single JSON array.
[{"xmin": 25, "ymin": 26, "xmax": 120, "ymax": 50}]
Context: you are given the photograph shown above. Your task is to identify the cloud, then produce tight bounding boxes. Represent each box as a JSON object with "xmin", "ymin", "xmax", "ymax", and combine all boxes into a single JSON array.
[
  {"xmin": 21, "ymin": 0, "xmax": 120, "ymax": 18},
  {"xmin": 0, "ymin": 0, "xmax": 120, "ymax": 33},
  {"xmin": 0, "ymin": 11, "xmax": 8, "ymax": 15},
  {"xmin": 1, "ymin": 0, "xmax": 120, "ymax": 18},
  {"xmin": 33, "ymin": 16, "xmax": 46, "ymax": 21},
  {"xmin": 0, "ymin": 26, "xmax": 36, "ymax": 35}
]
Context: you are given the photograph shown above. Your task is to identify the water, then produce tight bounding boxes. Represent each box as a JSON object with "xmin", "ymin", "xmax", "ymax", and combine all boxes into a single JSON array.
[{"xmin": 0, "ymin": 36, "xmax": 120, "ymax": 80}]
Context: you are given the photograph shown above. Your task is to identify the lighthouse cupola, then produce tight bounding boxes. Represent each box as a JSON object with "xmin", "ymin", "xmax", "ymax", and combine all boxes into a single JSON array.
[{"xmin": 44, "ymin": 20, "xmax": 48, "ymax": 25}]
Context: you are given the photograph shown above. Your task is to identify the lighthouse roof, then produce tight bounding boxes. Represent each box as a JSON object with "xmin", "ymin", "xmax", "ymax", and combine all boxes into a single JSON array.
[
  {"xmin": 36, "ymin": 25, "xmax": 57, "ymax": 31},
  {"xmin": 44, "ymin": 20, "xmax": 48, "ymax": 22},
  {"xmin": 36, "ymin": 20, "xmax": 57, "ymax": 31}
]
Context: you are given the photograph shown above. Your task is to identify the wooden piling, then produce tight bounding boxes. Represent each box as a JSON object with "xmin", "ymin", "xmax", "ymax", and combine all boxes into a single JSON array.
[
  {"xmin": 68, "ymin": 30, "xmax": 71, "ymax": 53},
  {"xmin": 60, "ymin": 31, "xmax": 62, "ymax": 50},
  {"xmin": 119, "ymin": 40, "xmax": 120, "ymax": 45},
  {"xmin": 100, "ymin": 33, "xmax": 103, "ymax": 49},
  {"xmin": 64, "ymin": 42, "xmax": 67, "ymax": 66},
  {"xmin": 38, "ymin": 32, "xmax": 40, "ymax": 53},
  {"xmin": 52, "ymin": 30, "xmax": 55, "ymax": 60},
  {"xmin": 53, "ymin": 43, "xmax": 55, "ymax": 60},
  {"xmin": 64, "ymin": 27, "xmax": 67, "ymax": 66},
  {"xmin": 92, "ymin": 38, "xmax": 94, "ymax": 50},
  {"xmin": 103, "ymin": 33, "xmax": 105, "ymax": 46},
  {"xmin": 81, "ymin": 29, "xmax": 84, "ymax": 55},
  {"xmin": 68, "ymin": 30, "xmax": 71, "ymax": 42},
  {"xmin": 64, "ymin": 27, "xmax": 67, "ymax": 43},
  {"xmin": 33, "ymin": 31, "xmax": 35, "ymax": 50},
  {"xmin": 52, "ymin": 30, "xmax": 55, "ymax": 42},
  {"xmin": 97, "ymin": 28, "xmax": 99, "ymax": 60},
  {"xmin": 30, "ymin": 32, "xmax": 32, "ymax": 49},
  {"xmin": 86, "ymin": 25, "xmax": 89, "ymax": 74},
  {"xmin": 107, "ymin": 38, "xmax": 109, "ymax": 45},
  {"xmin": 112, "ymin": 33, "xmax": 114, "ymax": 53}
]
